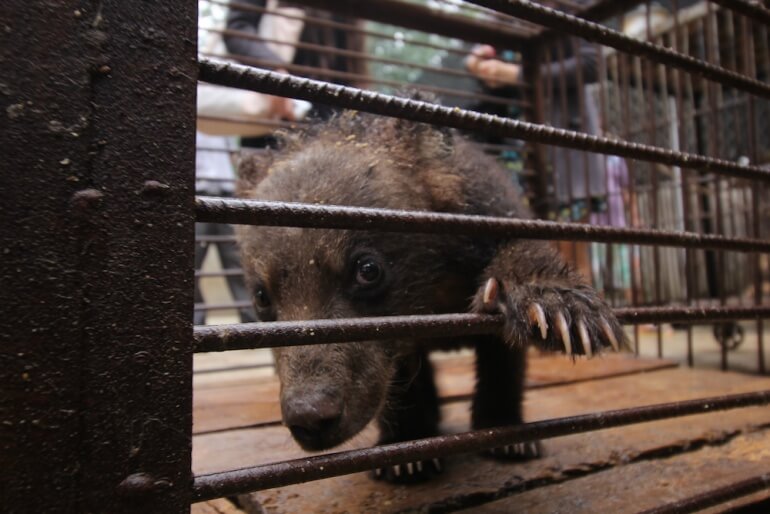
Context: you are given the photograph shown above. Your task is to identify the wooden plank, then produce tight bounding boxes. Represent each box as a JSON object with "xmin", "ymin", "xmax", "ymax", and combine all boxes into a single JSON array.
[
  {"xmin": 193, "ymin": 368, "xmax": 770, "ymax": 513},
  {"xmin": 193, "ymin": 353, "xmax": 676, "ymax": 434},
  {"xmin": 707, "ymin": 492, "xmax": 770, "ymax": 514},
  {"xmin": 190, "ymin": 498, "xmax": 246, "ymax": 514},
  {"xmin": 472, "ymin": 430, "xmax": 770, "ymax": 514}
]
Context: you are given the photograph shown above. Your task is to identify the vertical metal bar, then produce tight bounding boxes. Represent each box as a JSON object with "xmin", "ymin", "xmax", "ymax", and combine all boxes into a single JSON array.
[
  {"xmin": 597, "ymin": 42, "xmax": 617, "ymax": 307},
  {"xmin": 724, "ymin": 9, "xmax": 740, "ymax": 259},
  {"xmin": 645, "ymin": 0, "xmax": 664, "ymax": 358},
  {"xmin": 573, "ymin": 37, "xmax": 595, "ymax": 288},
  {"xmin": 556, "ymin": 40, "xmax": 578, "ymax": 267},
  {"xmin": 522, "ymin": 43, "xmax": 551, "ymax": 220},
  {"xmin": 683, "ymin": 21, "xmax": 705, "ymax": 322},
  {"xmin": 744, "ymin": 17, "xmax": 766, "ymax": 375},
  {"xmin": 545, "ymin": 44, "xmax": 559, "ymax": 225},
  {"xmin": 671, "ymin": 0, "xmax": 695, "ymax": 368},
  {"xmin": 616, "ymin": 17, "xmax": 642, "ymax": 353},
  {"xmin": 704, "ymin": 2, "xmax": 729, "ymax": 371},
  {"xmin": 1, "ymin": 1, "xmax": 197, "ymax": 512}
]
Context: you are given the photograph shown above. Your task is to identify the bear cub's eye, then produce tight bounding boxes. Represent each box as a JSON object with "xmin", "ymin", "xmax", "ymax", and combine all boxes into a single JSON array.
[
  {"xmin": 254, "ymin": 286, "xmax": 271, "ymax": 309},
  {"xmin": 355, "ymin": 256, "xmax": 383, "ymax": 286}
]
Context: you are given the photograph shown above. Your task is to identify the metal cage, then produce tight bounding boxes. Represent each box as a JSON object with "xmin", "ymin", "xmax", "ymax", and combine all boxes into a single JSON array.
[{"xmin": 4, "ymin": 1, "xmax": 770, "ymax": 512}]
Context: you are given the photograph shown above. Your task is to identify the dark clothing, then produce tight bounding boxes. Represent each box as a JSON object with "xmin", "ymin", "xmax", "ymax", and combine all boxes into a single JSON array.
[
  {"xmin": 224, "ymin": 0, "xmax": 366, "ymax": 146},
  {"xmin": 225, "ymin": 0, "xmax": 285, "ymax": 65},
  {"xmin": 224, "ymin": 0, "xmax": 365, "ymax": 85}
]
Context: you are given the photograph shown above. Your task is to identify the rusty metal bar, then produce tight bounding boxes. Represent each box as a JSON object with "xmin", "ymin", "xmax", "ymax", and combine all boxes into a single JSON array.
[
  {"xmin": 3, "ymin": 0, "xmax": 197, "ymax": 512},
  {"xmin": 282, "ymin": 0, "xmax": 528, "ymax": 50},
  {"xmin": 191, "ymin": 390, "xmax": 770, "ymax": 500},
  {"xmin": 198, "ymin": 61, "xmax": 770, "ymax": 183},
  {"xmin": 521, "ymin": 44, "xmax": 551, "ymax": 219},
  {"xmin": 200, "ymin": 51, "xmax": 525, "ymax": 108},
  {"xmin": 744, "ymin": 18, "xmax": 767, "ymax": 376},
  {"xmin": 195, "ymin": 197, "xmax": 770, "ymax": 253},
  {"xmin": 467, "ymin": 0, "xmax": 770, "ymax": 99},
  {"xmin": 193, "ymin": 306, "xmax": 770, "ymax": 353},
  {"xmin": 671, "ymin": 0, "xmax": 696, "ymax": 368},
  {"xmin": 638, "ymin": 473, "xmax": 770, "ymax": 514},
  {"xmin": 195, "ymin": 314, "xmax": 501, "ymax": 352}
]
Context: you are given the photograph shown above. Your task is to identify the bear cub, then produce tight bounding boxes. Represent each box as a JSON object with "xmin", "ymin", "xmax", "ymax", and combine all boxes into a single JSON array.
[{"xmin": 235, "ymin": 110, "xmax": 626, "ymax": 483}]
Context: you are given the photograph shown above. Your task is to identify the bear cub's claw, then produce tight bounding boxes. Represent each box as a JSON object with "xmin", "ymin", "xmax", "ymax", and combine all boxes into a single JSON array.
[
  {"xmin": 477, "ymin": 277, "xmax": 627, "ymax": 356},
  {"xmin": 371, "ymin": 458, "xmax": 443, "ymax": 484},
  {"xmin": 481, "ymin": 440, "xmax": 542, "ymax": 461}
]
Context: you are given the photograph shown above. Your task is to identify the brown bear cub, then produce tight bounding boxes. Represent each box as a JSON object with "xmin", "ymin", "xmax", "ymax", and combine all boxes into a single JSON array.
[{"xmin": 235, "ymin": 110, "xmax": 626, "ymax": 483}]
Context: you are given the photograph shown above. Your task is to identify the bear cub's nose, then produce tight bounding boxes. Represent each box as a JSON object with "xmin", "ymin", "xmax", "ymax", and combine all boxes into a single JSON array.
[{"xmin": 283, "ymin": 392, "xmax": 343, "ymax": 449}]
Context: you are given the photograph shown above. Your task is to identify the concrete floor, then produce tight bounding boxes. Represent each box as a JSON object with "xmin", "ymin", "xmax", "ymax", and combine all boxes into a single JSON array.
[{"xmin": 196, "ymin": 246, "xmax": 770, "ymax": 376}]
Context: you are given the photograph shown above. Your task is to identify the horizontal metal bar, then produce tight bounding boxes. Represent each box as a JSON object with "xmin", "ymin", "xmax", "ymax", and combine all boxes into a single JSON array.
[
  {"xmin": 195, "ymin": 268, "xmax": 244, "ymax": 278},
  {"xmin": 194, "ymin": 300, "xmax": 251, "ymax": 313},
  {"xmin": 638, "ymin": 473, "xmax": 770, "ymax": 514},
  {"xmin": 201, "ymin": 49, "xmax": 525, "ymax": 108},
  {"xmin": 195, "ymin": 197, "xmax": 770, "ymax": 253},
  {"xmin": 194, "ymin": 313, "xmax": 500, "ymax": 352},
  {"xmin": 468, "ymin": 0, "xmax": 770, "ymax": 100},
  {"xmin": 193, "ymin": 306, "xmax": 770, "ymax": 353},
  {"xmin": 282, "ymin": 0, "xmax": 529, "ymax": 50},
  {"xmin": 197, "ymin": 61, "xmax": 770, "ymax": 183},
  {"xmin": 195, "ymin": 235, "xmax": 238, "ymax": 244},
  {"xmin": 190, "ymin": 390, "xmax": 770, "ymax": 501}
]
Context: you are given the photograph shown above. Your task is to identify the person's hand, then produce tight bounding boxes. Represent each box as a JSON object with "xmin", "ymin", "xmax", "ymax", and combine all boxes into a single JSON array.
[
  {"xmin": 268, "ymin": 94, "xmax": 295, "ymax": 121},
  {"xmin": 465, "ymin": 45, "xmax": 520, "ymax": 89},
  {"xmin": 465, "ymin": 44, "xmax": 497, "ymax": 75},
  {"xmin": 268, "ymin": 68, "xmax": 295, "ymax": 121}
]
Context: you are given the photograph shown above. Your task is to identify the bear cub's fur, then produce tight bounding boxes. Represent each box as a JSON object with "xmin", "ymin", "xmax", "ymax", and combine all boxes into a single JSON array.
[{"xmin": 235, "ymin": 110, "xmax": 626, "ymax": 483}]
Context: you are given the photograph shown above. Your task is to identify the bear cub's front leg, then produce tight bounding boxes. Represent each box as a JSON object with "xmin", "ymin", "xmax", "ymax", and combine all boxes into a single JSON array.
[
  {"xmin": 472, "ymin": 336, "xmax": 541, "ymax": 460},
  {"xmin": 372, "ymin": 351, "xmax": 444, "ymax": 483}
]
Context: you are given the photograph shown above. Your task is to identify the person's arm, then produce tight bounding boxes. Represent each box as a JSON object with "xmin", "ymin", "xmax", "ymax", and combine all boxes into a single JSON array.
[{"xmin": 224, "ymin": 0, "xmax": 285, "ymax": 65}]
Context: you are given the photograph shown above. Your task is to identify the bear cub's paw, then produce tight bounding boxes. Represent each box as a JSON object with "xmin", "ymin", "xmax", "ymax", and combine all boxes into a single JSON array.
[{"xmin": 474, "ymin": 278, "xmax": 628, "ymax": 357}]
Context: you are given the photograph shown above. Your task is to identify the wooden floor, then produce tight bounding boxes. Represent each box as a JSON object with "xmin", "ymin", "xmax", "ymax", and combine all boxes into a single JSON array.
[{"xmin": 192, "ymin": 352, "xmax": 770, "ymax": 514}]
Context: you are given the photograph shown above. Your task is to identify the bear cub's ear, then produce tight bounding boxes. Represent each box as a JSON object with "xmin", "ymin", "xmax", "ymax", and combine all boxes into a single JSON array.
[{"xmin": 236, "ymin": 149, "xmax": 274, "ymax": 198}]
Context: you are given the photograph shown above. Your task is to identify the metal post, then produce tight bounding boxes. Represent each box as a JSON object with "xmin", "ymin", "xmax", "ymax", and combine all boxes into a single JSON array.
[{"xmin": 1, "ymin": 1, "xmax": 197, "ymax": 512}]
